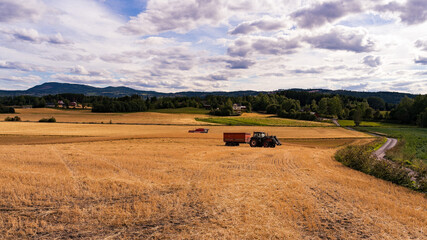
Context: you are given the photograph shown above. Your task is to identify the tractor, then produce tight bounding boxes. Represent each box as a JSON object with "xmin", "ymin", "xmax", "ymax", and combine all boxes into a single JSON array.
[{"xmin": 249, "ymin": 132, "xmax": 282, "ymax": 148}]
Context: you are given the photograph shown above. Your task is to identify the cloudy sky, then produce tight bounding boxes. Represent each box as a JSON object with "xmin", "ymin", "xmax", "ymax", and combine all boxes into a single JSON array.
[{"xmin": 0, "ymin": 0, "xmax": 426, "ymax": 93}]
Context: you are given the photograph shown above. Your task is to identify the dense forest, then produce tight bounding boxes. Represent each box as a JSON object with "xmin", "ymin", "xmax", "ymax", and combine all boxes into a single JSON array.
[{"xmin": 1, "ymin": 91, "xmax": 426, "ymax": 127}]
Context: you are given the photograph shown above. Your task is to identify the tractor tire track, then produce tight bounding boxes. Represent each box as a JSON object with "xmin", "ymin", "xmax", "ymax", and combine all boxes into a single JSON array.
[
  {"xmin": 49, "ymin": 145, "xmax": 84, "ymax": 194},
  {"xmin": 68, "ymin": 145, "xmax": 150, "ymax": 186}
]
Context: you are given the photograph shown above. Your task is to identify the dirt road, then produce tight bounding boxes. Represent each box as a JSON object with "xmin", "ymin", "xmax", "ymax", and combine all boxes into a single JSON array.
[{"xmin": 373, "ymin": 137, "xmax": 398, "ymax": 160}]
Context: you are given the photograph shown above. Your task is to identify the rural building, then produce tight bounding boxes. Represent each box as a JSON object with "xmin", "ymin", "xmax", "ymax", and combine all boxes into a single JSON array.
[{"xmin": 233, "ymin": 104, "xmax": 246, "ymax": 114}]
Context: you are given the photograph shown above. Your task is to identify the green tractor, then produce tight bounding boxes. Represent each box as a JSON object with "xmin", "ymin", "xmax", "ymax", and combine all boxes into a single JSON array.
[{"xmin": 249, "ymin": 132, "xmax": 282, "ymax": 148}]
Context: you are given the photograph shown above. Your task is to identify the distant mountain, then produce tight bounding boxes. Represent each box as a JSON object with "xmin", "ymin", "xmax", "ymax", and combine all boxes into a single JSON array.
[
  {"xmin": 0, "ymin": 82, "xmax": 419, "ymax": 104},
  {"xmin": 0, "ymin": 82, "xmax": 166, "ymax": 98},
  {"xmin": 0, "ymin": 82, "xmax": 263, "ymax": 98}
]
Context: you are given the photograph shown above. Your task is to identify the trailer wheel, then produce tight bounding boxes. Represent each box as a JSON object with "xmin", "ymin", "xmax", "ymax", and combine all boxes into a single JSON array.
[{"xmin": 250, "ymin": 139, "xmax": 257, "ymax": 147}]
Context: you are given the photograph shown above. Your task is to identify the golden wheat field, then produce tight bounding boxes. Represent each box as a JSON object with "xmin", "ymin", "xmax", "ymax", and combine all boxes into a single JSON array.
[
  {"xmin": 9, "ymin": 108, "xmax": 332, "ymax": 127},
  {"xmin": 11, "ymin": 108, "xmax": 204, "ymax": 125},
  {"xmin": 0, "ymin": 113, "xmax": 426, "ymax": 239}
]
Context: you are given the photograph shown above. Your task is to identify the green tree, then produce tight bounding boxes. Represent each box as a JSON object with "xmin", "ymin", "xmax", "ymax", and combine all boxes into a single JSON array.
[
  {"xmin": 328, "ymin": 96, "xmax": 342, "ymax": 117},
  {"xmin": 318, "ymin": 98, "xmax": 328, "ymax": 115},
  {"xmin": 310, "ymin": 99, "xmax": 318, "ymax": 112},
  {"xmin": 364, "ymin": 107, "xmax": 374, "ymax": 119},
  {"xmin": 417, "ymin": 108, "xmax": 427, "ymax": 128},
  {"xmin": 374, "ymin": 110, "xmax": 382, "ymax": 120},
  {"xmin": 393, "ymin": 96, "xmax": 414, "ymax": 124},
  {"xmin": 367, "ymin": 97, "xmax": 386, "ymax": 110},
  {"xmin": 353, "ymin": 108, "xmax": 363, "ymax": 126}
]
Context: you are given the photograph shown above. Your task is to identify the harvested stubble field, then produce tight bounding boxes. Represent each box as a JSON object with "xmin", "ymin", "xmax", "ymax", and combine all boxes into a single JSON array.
[
  {"xmin": 0, "ymin": 119, "xmax": 426, "ymax": 239},
  {"xmin": 7, "ymin": 108, "xmax": 333, "ymax": 127},
  {"xmin": 9, "ymin": 108, "xmax": 205, "ymax": 125}
]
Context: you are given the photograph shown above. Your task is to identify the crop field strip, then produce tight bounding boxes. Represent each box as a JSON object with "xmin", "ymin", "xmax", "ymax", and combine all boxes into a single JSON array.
[
  {"xmin": 0, "ymin": 111, "xmax": 425, "ymax": 239},
  {"xmin": 1, "ymin": 130, "xmax": 426, "ymax": 239}
]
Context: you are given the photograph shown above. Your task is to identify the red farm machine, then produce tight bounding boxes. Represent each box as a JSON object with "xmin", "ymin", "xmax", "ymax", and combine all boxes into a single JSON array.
[
  {"xmin": 188, "ymin": 128, "xmax": 209, "ymax": 133},
  {"xmin": 223, "ymin": 132, "xmax": 282, "ymax": 148}
]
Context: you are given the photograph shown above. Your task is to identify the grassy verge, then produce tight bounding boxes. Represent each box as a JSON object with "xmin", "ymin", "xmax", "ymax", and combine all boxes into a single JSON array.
[
  {"xmin": 148, "ymin": 107, "xmax": 209, "ymax": 114},
  {"xmin": 195, "ymin": 117, "xmax": 332, "ymax": 127},
  {"xmin": 372, "ymin": 137, "xmax": 388, "ymax": 151},
  {"xmin": 335, "ymin": 141, "xmax": 426, "ymax": 193}
]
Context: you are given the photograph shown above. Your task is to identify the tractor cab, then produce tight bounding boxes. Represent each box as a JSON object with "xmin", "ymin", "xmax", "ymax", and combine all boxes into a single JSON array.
[{"xmin": 253, "ymin": 132, "xmax": 266, "ymax": 138}]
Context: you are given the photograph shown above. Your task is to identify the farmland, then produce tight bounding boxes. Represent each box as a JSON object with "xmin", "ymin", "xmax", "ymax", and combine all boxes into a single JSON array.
[
  {"xmin": 196, "ymin": 115, "xmax": 332, "ymax": 127},
  {"xmin": 0, "ymin": 110, "xmax": 426, "ymax": 239},
  {"xmin": 356, "ymin": 126, "xmax": 427, "ymax": 164},
  {"xmin": 5, "ymin": 108, "xmax": 204, "ymax": 125}
]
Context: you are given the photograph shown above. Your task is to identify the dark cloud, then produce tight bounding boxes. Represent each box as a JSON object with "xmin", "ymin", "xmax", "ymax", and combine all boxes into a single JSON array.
[
  {"xmin": 208, "ymin": 74, "xmax": 228, "ymax": 81},
  {"xmin": 363, "ymin": 55, "xmax": 381, "ymax": 67},
  {"xmin": 227, "ymin": 45, "xmax": 252, "ymax": 57},
  {"xmin": 12, "ymin": 29, "xmax": 39, "ymax": 42},
  {"xmin": 342, "ymin": 83, "xmax": 369, "ymax": 91},
  {"xmin": 290, "ymin": 68, "xmax": 323, "ymax": 74},
  {"xmin": 157, "ymin": 58, "xmax": 194, "ymax": 70},
  {"xmin": 375, "ymin": 0, "xmax": 427, "ymax": 25},
  {"xmin": 225, "ymin": 58, "xmax": 255, "ymax": 69},
  {"xmin": 291, "ymin": 0, "xmax": 362, "ymax": 29},
  {"xmin": 7, "ymin": 28, "xmax": 70, "ymax": 45},
  {"xmin": 304, "ymin": 27, "xmax": 375, "ymax": 53},
  {"xmin": 229, "ymin": 18, "xmax": 287, "ymax": 35},
  {"xmin": 228, "ymin": 37, "xmax": 301, "ymax": 57},
  {"xmin": 415, "ymin": 39, "xmax": 427, "ymax": 51},
  {"xmin": 390, "ymin": 80, "xmax": 426, "ymax": 88},
  {"xmin": 0, "ymin": 0, "xmax": 40, "ymax": 22},
  {"xmin": 261, "ymin": 73, "xmax": 285, "ymax": 77},
  {"xmin": 414, "ymin": 56, "xmax": 427, "ymax": 65}
]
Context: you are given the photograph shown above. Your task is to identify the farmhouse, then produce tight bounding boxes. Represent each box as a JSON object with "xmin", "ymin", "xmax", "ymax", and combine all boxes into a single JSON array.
[{"xmin": 233, "ymin": 104, "xmax": 246, "ymax": 114}]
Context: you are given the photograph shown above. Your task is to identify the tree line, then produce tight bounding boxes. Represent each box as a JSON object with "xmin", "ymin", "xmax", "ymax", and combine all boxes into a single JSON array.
[{"xmin": 1, "ymin": 92, "xmax": 426, "ymax": 127}]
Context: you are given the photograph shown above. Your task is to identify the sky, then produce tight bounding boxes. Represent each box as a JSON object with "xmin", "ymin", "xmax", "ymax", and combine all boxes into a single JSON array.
[{"xmin": 0, "ymin": 0, "xmax": 426, "ymax": 94}]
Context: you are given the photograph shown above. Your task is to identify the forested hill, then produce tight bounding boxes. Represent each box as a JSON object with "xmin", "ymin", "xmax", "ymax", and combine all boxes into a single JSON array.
[
  {"xmin": 0, "ymin": 82, "xmax": 418, "ymax": 104},
  {"xmin": 0, "ymin": 82, "xmax": 164, "ymax": 98},
  {"xmin": 0, "ymin": 82, "xmax": 259, "ymax": 98},
  {"xmin": 289, "ymin": 89, "xmax": 417, "ymax": 105}
]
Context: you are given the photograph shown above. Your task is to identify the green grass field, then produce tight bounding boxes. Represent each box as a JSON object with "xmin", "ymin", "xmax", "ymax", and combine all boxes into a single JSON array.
[
  {"xmin": 148, "ymin": 107, "xmax": 210, "ymax": 114},
  {"xmin": 338, "ymin": 120, "xmax": 410, "ymax": 127},
  {"xmin": 356, "ymin": 126, "xmax": 427, "ymax": 164},
  {"xmin": 196, "ymin": 117, "xmax": 332, "ymax": 127}
]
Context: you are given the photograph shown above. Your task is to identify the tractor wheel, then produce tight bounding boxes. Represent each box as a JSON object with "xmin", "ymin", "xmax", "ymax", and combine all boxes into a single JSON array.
[
  {"xmin": 263, "ymin": 141, "xmax": 269, "ymax": 148},
  {"xmin": 250, "ymin": 139, "xmax": 257, "ymax": 147}
]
